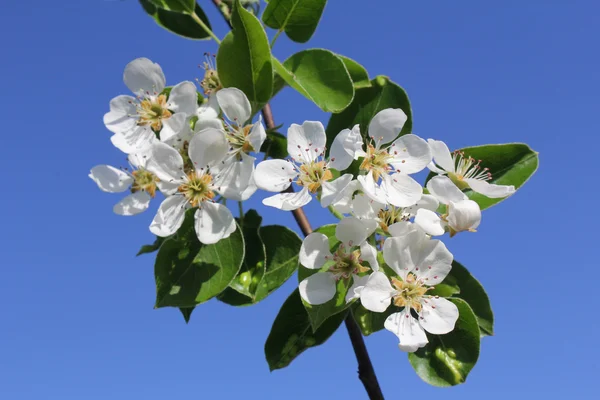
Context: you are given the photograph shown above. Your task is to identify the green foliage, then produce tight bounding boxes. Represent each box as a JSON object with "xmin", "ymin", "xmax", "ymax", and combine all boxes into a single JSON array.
[
  {"xmin": 179, "ymin": 307, "xmax": 195, "ymax": 323},
  {"xmin": 136, "ymin": 236, "xmax": 166, "ymax": 256},
  {"xmin": 352, "ymin": 303, "xmax": 394, "ymax": 336},
  {"xmin": 325, "ymin": 75, "xmax": 412, "ymax": 152},
  {"xmin": 217, "ymin": 1, "xmax": 273, "ymax": 113},
  {"xmin": 338, "ymin": 55, "xmax": 371, "ymax": 88},
  {"xmin": 264, "ymin": 289, "xmax": 347, "ymax": 370},
  {"xmin": 154, "ymin": 210, "xmax": 245, "ymax": 308},
  {"xmin": 263, "ymin": 0, "xmax": 327, "ymax": 43},
  {"xmin": 148, "ymin": 0, "xmax": 194, "ymax": 14},
  {"xmin": 272, "ymin": 49, "xmax": 354, "ymax": 113},
  {"xmin": 408, "ymin": 299, "xmax": 480, "ymax": 386},
  {"xmin": 139, "ymin": 1, "xmax": 213, "ymax": 40},
  {"xmin": 260, "ymin": 129, "xmax": 288, "ymax": 159}
]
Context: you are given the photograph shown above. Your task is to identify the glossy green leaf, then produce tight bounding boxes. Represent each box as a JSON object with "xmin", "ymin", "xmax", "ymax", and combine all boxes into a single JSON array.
[
  {"xmin": 408, "ymin": 298, "xmax": 480, "ymax": 387},
  {"xmin": 338, "ymin": 55, "xmax": 371, "ymax": 88},
  {"xmin": 260, "ymin": 130, "xmax": 288, "ymax": 159},
  {"xmin": 352, "ymin": 303, "xmax": 394, "ymax": 336},
  {"xmin": 325, "ymin": 75, "xmax": 412, "ymax": 151},
  {"xmin": 136, "ymin": 236, "xmax": 166, "ymax": 256},
  {"xmin": 139, "ymin": 1, "xmax": 213, "ymax": 40},
  {"xmin": 179, "ymin": 307, "xmax": 195, "ymax": 323},
  {"xmin": 217, "ymin": 1, "xmax": 273, "ymax": 113},
  {"xmin": 154, "ymin": 211, "xmax": 245, "ymax": 308},
  {"xmin": 264, "ymin": 289, "xmax": 347, "ymax": 371},
  {"xmin": 148, "ymin": 0, "xmax": 194, "ymax": 13},
  {"xmin": 263, "ymin": 0, "xmax": 327, "ymax": 43},
  {"xmin": 272, "ymin": 49, "xmax": 354, "ymax": 113}
]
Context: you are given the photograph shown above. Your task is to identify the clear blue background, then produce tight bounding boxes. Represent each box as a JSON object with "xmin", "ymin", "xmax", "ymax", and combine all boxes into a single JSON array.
[{"xmin": 2, "ymin": 0, "xmax": 597, "ymax": 398}]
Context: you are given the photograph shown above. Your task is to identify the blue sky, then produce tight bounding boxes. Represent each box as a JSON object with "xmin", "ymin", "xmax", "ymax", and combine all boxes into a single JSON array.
[{"xmin": 2, "ymin": 0, "xmax": 597, "ymax": 398}]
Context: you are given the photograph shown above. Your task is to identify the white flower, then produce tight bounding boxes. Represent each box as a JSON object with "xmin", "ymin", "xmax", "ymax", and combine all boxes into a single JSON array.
[
  {"xmin": 336, "ymin": 109, "xmax": 432, "ymax": 207},
  {"xmin": 298, "ymin": 217, "xmax": 379, "ymax": 305},
  {"xmin": 414, "ymin": 175, "xmax": 482, "ymax": 237},
  {"xmin": 253, "ymin": 121, "xmax": 355, "ymax": 210},
  {"xmin": 89, "ymin": 151, "xmax": 176, "ymax": 216},
  {"xmin": 360, "ymin": 227, "xmax": 458, "ymax": 352},
  {"xmin": 144, "ymin": 128, "xmax": 242, "ymax": 244},
  {"xmin": 428, "ymin": 139, "xmax": 515, "ymax": 198},
  {"xmin": 103, "ymin": 58, "xmax": 198, "ymax": 154}
]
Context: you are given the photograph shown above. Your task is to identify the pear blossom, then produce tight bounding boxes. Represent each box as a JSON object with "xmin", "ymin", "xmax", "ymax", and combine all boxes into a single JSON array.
[
  {"xmin": 253, "ymin": 121, "xmax": 355, "ymax": 210},
  {"xmin": 145, "ymin": 128, "xmax": 244, "ymax": 244},
  {"xmin": 360, "ymin": 226, "xmax": 458, "ymax": 352},
  {"xmin": 89, "ymin": 151, "xmax": 176, "ymax": 216},
  {"xmin": 428, "ymin": 139, "xmax": 515, "ymax": 198},
  {"xmin": 414, "ymin": 175, "xmax": 481, "ymax": 237},
  {"xmin": 298, "ymin": 217, "xmax": 379, "ymax": 305},
  {"xmin": 104, "ymin": 58, "xmax": 199, "ymax": 153}
]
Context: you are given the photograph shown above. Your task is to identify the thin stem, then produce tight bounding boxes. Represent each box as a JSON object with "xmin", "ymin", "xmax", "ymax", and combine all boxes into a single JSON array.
[
  {"xmin": 270, "ymin": 29, "xmax": 283, "ymax": 48},
  {"xmin": 238, "ymin": 201, "xmax": 244, "ymax": 227},
  {"xmin": 328, "ymin": 205, "xmax": 344, "ymax": 220},
  {"xmin": 190, "ymin": 11, "xmax": 222, "ymax": 44}
]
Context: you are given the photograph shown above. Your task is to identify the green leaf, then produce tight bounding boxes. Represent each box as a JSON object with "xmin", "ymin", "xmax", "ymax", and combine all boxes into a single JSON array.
[
  {"xmin": 338, "ymin": 55, "xmax": 371, "ymax": 88},
  {"xmin": 272, "ymin": 49, "xmax": 354, "ymax": 113},
  {"xmin": 325, "ymin": 75, "xmax": 412, "ymax": 152},
  {"xmin": 154, "ymin": 211, "xmax": 245, "ymax": 308},
  {"xmin": 217, "ymin": 1, "xmax": 273, "ymax": 113},
  {"xmin": 408, "ymin": 298, "xmax": 480, "ymax": 387},
  {"xmin": 148, "ymin": 0, "xmax": 195, "ymax": 14},
  {"xmin": 260, "ymin": 130, "xmax": 288, "ymax": 159},
  {"xmin": 264, "ymin": 289, "xmax": 347, "ymax": 371},
  {"xmin": 263, "ymin": 0, "xmax": 327, "ymax": 43},
  {"xmin": 139, "ymin": 1, "xmax": 213, "ymax": 40},
  {"xmin": 179, "ymin": 307, "xmax": 195, "ymax": 323},
  {"xmin": 136, "ymin": 236, "xmax": 166, "ymax": 256}
]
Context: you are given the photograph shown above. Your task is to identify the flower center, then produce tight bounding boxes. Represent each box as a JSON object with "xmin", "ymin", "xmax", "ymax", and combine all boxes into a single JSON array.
[
  {"xmin": 177, "ymin": 172, "xmax": 216, "ymax": 207},
  {"xmin": 131, "ymin": 169, "xmax": 159, "ymax": 197},
  {"xmin": 297, "ymin": 161, "xmax": 333, "ymax": 193},
  {"xmin": 136, "ymin": 94, "xmax": 172, "ymax": 131},
  {"xmin": 391, "ymin": 273, "xmax": 431, "ymax": 312},
  {"xmin": 226, "ymin": 124, "xmax": 254, "ymax": 156},
  {"xmin": 198, "ymin": 54, "xmax": 221, "ymax": 96},
  {"xmin": 359, "ymin": 144, "xmax": 392, "ymax": 181},
  {"xmin": 377, "ymin": 206, "xmax": 408, "ymax": 232},
  {"xmin": 328, "ymin": 245, "xmax": 370, "ymax": 279},
  {"xmin": 448, "ymin": 151, "xmax": 492, "ymax": 190}
]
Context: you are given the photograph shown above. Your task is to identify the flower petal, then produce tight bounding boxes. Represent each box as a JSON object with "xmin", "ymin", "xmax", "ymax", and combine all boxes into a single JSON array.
[
  {"xmin": 427, "ymin": 175, "xmax": 467, "ymax": 204},
  {"xmin": 254, "ymin": 159, "xmax": 297, "ymax": 192},
  {"xmin": 216, "ymin": 87, "xmax": 251, "ymax": 124},
  {"xmin": 384, "ymin": 310, "xmax": 429, "ymax": 352},
  {"xmin": 345, "ymin": 274, "xmax": 370, "ymax": 303},
  {"xmin": 167, "ymin": 81, "xmax": 198, "ymax": 115},
  {"xmin": 336, "ymin": 216, "xmax": 371, "ymax": 246},
  {"xmin": 368, "ymin": 108, "xmax": 407, "ymax": 147},
  {"xmin": 194, "ymin": 201, "xmax": 236, "ymax": 244},
  {"xmin": 196, "ymin": 93, "xmax": 221, "ymax": 122},
  {"xmin": 427, "ymin": 139, "xmax": 455, "ymax": 173},
  {"xmin": 320, "ymin": 174, "xmax": 353, "ymax": 207},
  {"xmin": 403, "ymin": 194, "xmax": 440, "ymax": 217},
  {"xmin": 159, "ymin": 112, "xmax": 189, "ymax": 142},
  {"xmin": 331, "ymin": 180, "xmax": 362, "ymax": 214},
  {"xmin": 123, "ymin": 57, "xmax": 166, "ymax": 96},
  {"xmin": 351, "ymin": 193, "xmax": 383, "ymax": 221},
  {"xmin": 464, "ymin": 178, "xmax": 515, "ymax": 198},
  {"xmin": 447, "ymin": 199, "xmax": 481, "ymax": 235},
  {"xmin": 360, "ymin": 242, "xmax": 379, "ymax": 271},
  {"xmin": 247, "ymin": 119, "xmax": 267, "ymax": 153},
  {"xmin": 414, "ymin": 209, "xmax": 446, "ymax": 236},
  {"xmin": 214, "ymin": 153, "xmax": 255, "ymax": 201},
  {"xmin": 149, "ymin": 196, "xmax": 188, "ymax": 237},
  {"xmin": 413, "ymin": 240, "xmax": 453, "ymax": 285},
  {"xmin": 357, "ymin": 171, "xmax": 387, "ymax": 204},
  {"xmin": 103, "ymin": 95, "xmax": 137, "ymax": 134},
  {"xmin": 299, "ymin": 232, "xmax": 332, "ymax": 269},
  {"xmin": 146, "ymin": 142, "xmax": 186, "ymax": 183},
  {"xmin": 419, "ymin": 297, "xmax": 459, "ymax": 335},
  {"xmin": 113, "ymin": 191, "xmax": 151, "ymax": 216},
  {"xmin": 381, "ymin": 173, "xmax": 423, "ymax": 208},
  {"xmin": 387, "ymin": 221, "xmax": 417, "ymax": 237},
  {"xmin": 287, "ymin": 121, "xmax": 326, "ymax": 164},
  {"xmin": 389, "ymin": 134, "xmax": 432, "ymax": 174},
  {"xmin": 110, "ymin": 133, "xmax": 136, "ymax": 154},
  {"xmin": 262, "ymin": 187, "xmax": 312, "ymax": 210},
  {"xmin": 119, "ymin": 126, "xmax": 157, "ymax": 154},
  {"xmin": 89, "ymin": 165, "xmax": 133, "ymax": 193},
  {"xmin": 360, "ymin": 271, "xmax": 394, "ymax": 313},
  {"xmin": 188, "ymin": 127, "xmax": 228, "ymax": 170},
  {"xmin": 329, "ymin": 125, "xmax": 365, "ymax": 171},
  {"xmin": 299, "ymin": 272, "xmax": 337, "ymax": 305},
  {"xmin": 383, "ymin": 235, "xmax": 414, "ymax": 280}
]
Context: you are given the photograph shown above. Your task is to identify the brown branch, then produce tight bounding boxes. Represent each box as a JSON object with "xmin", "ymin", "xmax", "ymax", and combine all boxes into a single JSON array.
[{"xmin": 211, "ymin": 1, "xmax": 384, "ymax": 398}]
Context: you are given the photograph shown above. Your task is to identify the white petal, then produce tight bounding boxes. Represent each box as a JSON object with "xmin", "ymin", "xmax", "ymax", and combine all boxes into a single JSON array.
[
  {"xmin": 149, "ymin": 196, "xmax": 188, "ymax": 237},
  {"xmin": 216, "ymin": 87, "xmax": 251, "ymax": 124},
  {"xmin": 299, "ymin": 272, "xmax": 337, "ymax": 305},
  {"xmin": 427, "ymin": 139, "xmax": 455, "ymax": 173},
  {"xmin": 299, "ymin": 233, "xmax": 332, "ymax": 269},
  {"xmin": 403, "ymin": 194, "xmax": 440, "ymax": 217},
  {"xmin": 194, "ymin": 202, "xmax": 236, "ymax": 244},
  {"xmin": 159, "ymin": 113, "xmax": 189, "ymax": 142},
  {"xmin": 389, "ymin": 134, "xmax": 432, "ymax": 174},
  {"xmin": 196, "ymin": 94, "xmax": 220, "ymax": 122},
  {"xmin": 320, "ymin": 174, "xmax": 353, "ymax": 207},
  {"xmin": 427, "ymin": 161, "xmax": 447, "ymax": 175},
  {"xmin": 247, "ymin": 119, "xmax": 266, "ymax": 153},
  {"xmin": 287, "ymin": 121, "xmax": 326, "ymax": 164},
  {"xmin": 385, "ymin": 310, "xmax": 429, "ymax": 352},
  {"xmin": 123, "ymin": 57, "xmax": 165, "ymax": 96},
  {"xmin": 188, "ymin": 127, "xmax": 228, "ymax": 170},
  {"xmin": 146, "ymin": 142, "xmax": 185, "ymax": 183},
  {"xmin": 120, "ymin": 126, "xmax": 157, "ymax": 154},
  {"xmin": 254, "ymin": 159, "xmax": 297, "ymax": 192},
  {"xmin": 368, "ymin": 108, "xmax": 407, "ymax": 147},
  {"xmin": 110, "ymin": 133, "xmax": 136, "ymax": 154},
  {"xmin": 156, "ymin": 180, "xmax": 180, "ymax": 195},
  {"xmin": 414, "ymin": 209, "xmax": 446, "ymax": 236},
  {"xmin": 214, "ymin": 153, "xmax": 255, "ymax": 200},
  {"xmin": 167, "ymin": 81, "xmax": 198, "ymax": 116},
  {"xmin": 336, "ymin": 217, "xmax": 371, "ymax": 246},
  {"xmin": 427, "ymin": 175, "xmax": 467, "ymax": 204},
  {"xmin": 345, "ymin": 274, "xmax": 370, "ymax": 303},
  {"xmin": 359, "ymin": 242, "xmax": 379, "ymax": 271},
  {"xmin": 464, "ymin": 178, "xmax": 515, "ymax": 198},
  {"xmin": 419, "ymin": 297, "xmax": 459, "ymax": 335},
  {"xmin": 89, "ymin": 165, "xmax": 132, "ymax": 193},
  {"xmin": 413, "ymin": 240, "xmax": 453, "ymax": 285},
  {"xmin": 103, "ymin": 95, "xmax": 137, "ymax": 134},
  {"xmin": 113, "ymin": 192, "xmax": 151, "ymax": 216},
  {"xmin": 387, "ymin": 221, "xmax": 417, "ymax": 237},
  {"xmin": 447, "ymin": 200, "xmax": 481, "ymax": 234},
  {"xmin": 262, "ymin": 187, "xmax": 312, "ymax": 211},
  {"xmin": 127, "ymin": 148, "xmax": 152, "ymax": 169},
  {"xmin": 357, "ymin": 171, "xmax": 387, "ymax": 204},
  {"xmin": 351, "ymin": 193, "xmax": 383, "ymax": 221},
  {"xmin": 383, "ymin": 235, "xmax": 415, "ymax": 280},
  {"xmin": 329, "ymin": 125, "xmax": 364, "ymax": 171},
  {"xmin": 331, "ymin": 180, "xmax": 362, "ymax": 214},
  {"xmin": 238, "ymin": 178, "xmax": 258, "ymax": 201},
  {"xmin": 381, "ymin": 173, "xmax": 423, "ymax": 208},
  {"xmin": 360, "ymin": 271, "xmax": 394, "ymax": 313}
]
